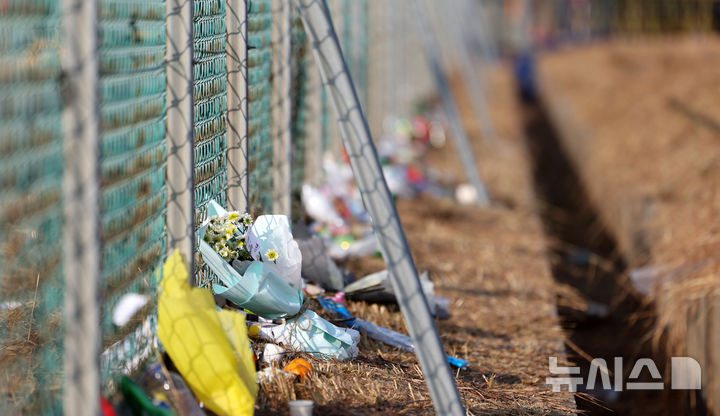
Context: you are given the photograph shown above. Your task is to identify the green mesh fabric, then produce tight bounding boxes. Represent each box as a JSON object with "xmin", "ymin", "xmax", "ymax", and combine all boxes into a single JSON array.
[
  {"xmin": 0, "ymin": 1, "xmax": 376, "ymax": 411},
  {"xmin": 97, "ymin": 0, "xmax": 167, "ymax": 391},
  {"xmin": 193, "ymin": 0, "xmax": 229, "ymax": 287},
  {"xmin": 290, "ymin": 10, "xmax": 309, "ymax": 219},
  {"xmin": 247, "ymin": 0, "xmax": 274, "ymax": 215},
  {"xmin": 0, "ymin": 1, "xmax": 65, "ymax": 413}
]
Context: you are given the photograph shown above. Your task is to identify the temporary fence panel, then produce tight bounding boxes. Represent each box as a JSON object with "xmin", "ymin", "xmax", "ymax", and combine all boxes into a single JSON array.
[
  {"xmin": 193, "ymin": 0, "xmax": 229, "ymax": 287},
  {"xmin": 434, "ymin": 0, "xmax": 497, "ymax": 143},
  {"xmin": 350, "ymin": 0, "xmax": 369, "ymax": 111},
  {"xmin": 293, "ymin": 1, "xmax": 465, "ymax": 414},
  {"xmin": 366, "ymin": 0, "xmax": 434, "ymax": 138},
  {"xmin": 97, "ymin": 0, "xmax": 167, "ymax": 390},
  {"xmin": 247, "ymin": 0, "xmax": 275, "ymax": 215},
  {"xmin": 271, "ymin": 0, "xmax": 292, "ymax": 216},
  {"xmin": 367, "ymin": 0, "xmax": 392, "ymax": 137},
  {"xmin": 412, "ymin": 0, "xmax": 491, "ymax": 205},
  {"xmin": 320, "ymin": 0, "xmax": 371, "ymax": 155},
  {"xmin": 290, "ymin": 7, "xmax": 311, "ymax": 217},
  {"xmin": 320, "ymin": 0, "xmax": 344, "ymax": 160},
  {"xmin": 296, "ymin": 1, "xmax": 325, "ymax": 190},
  {"xmin": 225, "ymin": 0, "xmax": 249, "ymax": 213},
  {"xmin": 0, "ymin": 1, "xmax": 66, "ymax": 413}
]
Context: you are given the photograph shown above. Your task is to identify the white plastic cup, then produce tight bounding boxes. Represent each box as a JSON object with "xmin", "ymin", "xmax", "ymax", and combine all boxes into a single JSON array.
[{"xmin": 289, "ymin": 399, "xmax": 314, "ymax": 416}]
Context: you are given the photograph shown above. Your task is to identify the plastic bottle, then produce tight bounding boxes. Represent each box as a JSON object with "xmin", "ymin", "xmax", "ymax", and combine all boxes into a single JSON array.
[{"xmin": 140, "ymin": 363, "xmax": 205, "ymax": 416}]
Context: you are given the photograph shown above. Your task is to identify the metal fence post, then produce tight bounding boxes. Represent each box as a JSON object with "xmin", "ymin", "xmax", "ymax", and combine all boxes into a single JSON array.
[
  {"xmin": 272, "ymin": 0, "xmax": 293, "ymax": 216},
  {"xmin": 61, "ymin": 0, "xmax": 101, "ymax": 413},
  {"xmin": 166, "ymin": 0, "xmax": 195, "ymax": 272},
  {"xmin": 294, "ymin": 1, "xmax": 465, "ymax": 414},
  {"xmin": 227, "ymin": 0, "xmax": 250, "ymax": 212}
]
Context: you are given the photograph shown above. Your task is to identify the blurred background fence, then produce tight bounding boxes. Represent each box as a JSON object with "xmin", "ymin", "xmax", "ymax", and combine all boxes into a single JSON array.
[{"xmin": 1, "ymin": 0, "xmax": 718, "ymax": 413}]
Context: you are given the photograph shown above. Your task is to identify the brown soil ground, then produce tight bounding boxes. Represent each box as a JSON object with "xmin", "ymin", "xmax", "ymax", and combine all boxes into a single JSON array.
[
  {"xmin": 538, "ymin": 36, "xmax": 720, "ymax": 413},
  {"xmin": 255, "ymin": 65, "xmax": 577, "ymax": 415}
]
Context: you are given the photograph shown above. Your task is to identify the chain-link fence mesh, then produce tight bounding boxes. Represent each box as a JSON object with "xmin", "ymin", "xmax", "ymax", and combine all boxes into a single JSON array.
[
  {"xmin": 247, "ymin": 0, "xmax": 274, "ymax": 215},
  {"xmin": 0, "ymin": 0, "xmax": 467, "ymax": 412},
  {"xmin": 366, "ymin": 0, "xmax": 434, "ymax": 139},
  {"xmin": 0, "ymin": 1, "xmax": 65, "ymax": 413},
  {"xmin": 97, "ymin": 0, "xmax": 167, "ymax": 391},
  {"xmin": 290, "ymin": 8, "xmax": 310, "ymax": 219},
  {"xmin": 193, "ymin": 0, "xmax": 229, "ymax": 288}
]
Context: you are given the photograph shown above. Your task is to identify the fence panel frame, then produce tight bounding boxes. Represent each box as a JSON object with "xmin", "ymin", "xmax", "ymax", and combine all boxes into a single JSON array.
[
  {"xmin": 61, "ymin": 0, "xmax": 102, "ymax": 413},
  {"xmin": 165, "ymin": 0, "xmax": 195, "ymax": 275},
  {"xmin": 272, "ymin": 0, "xmax": 293, "ymax": 215},
  {"xmin": 227, "ymin": 0, "xmax": 250, "ymax": 212}
]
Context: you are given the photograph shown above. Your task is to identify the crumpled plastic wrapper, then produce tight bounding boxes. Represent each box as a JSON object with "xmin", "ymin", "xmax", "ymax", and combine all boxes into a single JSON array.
[{"xmin": 250, "ymin": 310, "xmax": 360, "ymax": 360}]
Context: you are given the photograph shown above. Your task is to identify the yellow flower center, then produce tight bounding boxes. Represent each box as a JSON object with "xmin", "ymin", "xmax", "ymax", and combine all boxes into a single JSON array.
[{"xmin": 265, "ymin": 250, "xmax": 278, "ymax": 260}]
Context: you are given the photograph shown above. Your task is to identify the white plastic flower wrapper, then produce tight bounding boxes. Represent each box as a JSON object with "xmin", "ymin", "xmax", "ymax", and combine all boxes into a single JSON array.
[
  {"xmin": 246, "ymin": 215, "xmax": 303, "ymax": 290},
  {"xmin": 198, "ymin": 200, "xmax": 303, "ymax": 319},
  {"xmin": 253, "ymin": 311, "xmax": 360, "ymax": 360}
]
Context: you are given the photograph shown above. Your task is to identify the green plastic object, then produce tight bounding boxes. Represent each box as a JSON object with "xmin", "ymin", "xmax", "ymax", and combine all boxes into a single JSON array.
[{"xmin": 119, "ymin": 376, "xmax": 175, "ymax": 416}]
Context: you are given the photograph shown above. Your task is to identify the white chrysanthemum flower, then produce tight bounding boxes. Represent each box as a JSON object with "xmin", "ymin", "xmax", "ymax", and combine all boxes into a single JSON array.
[
  {"xmin": 242, "ymin": 213, "xmax": 252, "ymax": 227},
  {"xmin": 264, "ymin": 249, "xmax": 279, "ymax": 262}
]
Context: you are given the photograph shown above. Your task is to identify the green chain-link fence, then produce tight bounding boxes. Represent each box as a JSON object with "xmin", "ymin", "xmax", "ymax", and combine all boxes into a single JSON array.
[
  {"xmin": 0, "ymin": 0, "xmax": 436, "ymax": 412},
  {"xmin": 97, "ymin": 0, "xmax": 167, "ymax": 392},
  {"xmin": 0, "ymin": 1, "xmax": 65, "ymax": 413},
  {"xmin": 247, "ymin": 0, "xmax": 274, "ymax": 215}
]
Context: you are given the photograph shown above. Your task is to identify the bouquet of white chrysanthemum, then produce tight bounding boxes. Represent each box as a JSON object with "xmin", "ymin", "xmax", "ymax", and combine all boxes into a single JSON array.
[
  {"xmin": 203, "ymin": 211, "xmax": 254, "ymax": 262},
  {"xmin": 198, "ymin": 200, "xmax": 360, "ymax": 359},
  {"xmin": 204, "ymin": 211, "xmax": 286, "ymax": 265},
  {"xmin": 198, "ymin": 200, "xmax": 303, "ymax": 318}
]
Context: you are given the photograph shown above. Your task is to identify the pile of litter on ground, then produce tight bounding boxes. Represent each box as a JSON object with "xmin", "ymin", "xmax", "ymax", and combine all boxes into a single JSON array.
[
  {"xmin": 95, "ymin": 64, "xmax": 576, "ymax": 416},
  {"xmin": 256, "ymin": 64, "xmax": 576, "ymax": 415}
]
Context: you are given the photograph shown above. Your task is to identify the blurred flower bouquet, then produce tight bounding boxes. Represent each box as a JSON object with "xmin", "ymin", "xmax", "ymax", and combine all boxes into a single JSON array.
[
  {"xmin": 203, "ymin": 211, "xmax": 254, "ymax": 262},
  {"xmin": 198, "ymin": 200, "xmax": 303, "ymax": 319},
  {"xmin": 198, "ymin": 200, "xmax": 359, "ymax": 359}
]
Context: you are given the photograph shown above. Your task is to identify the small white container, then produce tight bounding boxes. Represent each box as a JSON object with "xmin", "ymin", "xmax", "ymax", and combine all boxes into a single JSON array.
[{"xmin": 289, "ymin": 399, "xmax": 314, "ymax": 416}]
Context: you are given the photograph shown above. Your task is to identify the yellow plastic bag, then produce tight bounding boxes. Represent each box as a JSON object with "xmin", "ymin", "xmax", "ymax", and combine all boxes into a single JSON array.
[{"xmin": 158, "ymin": 250, "xmax": 257, "ymax": 416}]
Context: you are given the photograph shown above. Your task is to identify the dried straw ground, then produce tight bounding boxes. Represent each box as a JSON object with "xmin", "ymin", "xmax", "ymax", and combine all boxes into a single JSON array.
[
  {"xmin": 538, "ymin": 35, "xmax": 720, "ymax": 411},
  {"xmin": 255, "ymin": 66, "xmax": 576, "ymax": 415}
]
